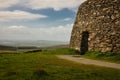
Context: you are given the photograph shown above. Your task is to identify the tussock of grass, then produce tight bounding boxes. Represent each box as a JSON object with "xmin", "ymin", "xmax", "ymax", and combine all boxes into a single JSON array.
[
  {"xmin": 0, "ymin": 49, "xmax": 120, "ymax": 80},
  {"xmin": 83, "ymin": 51, "xmax": 120, "ymax": 63}
]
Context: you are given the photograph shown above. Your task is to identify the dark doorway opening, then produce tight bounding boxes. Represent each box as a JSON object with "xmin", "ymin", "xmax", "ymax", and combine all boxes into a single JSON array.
[{"xmin": 80, "ymin": 31, "xmax": 89, "ymax": 55}]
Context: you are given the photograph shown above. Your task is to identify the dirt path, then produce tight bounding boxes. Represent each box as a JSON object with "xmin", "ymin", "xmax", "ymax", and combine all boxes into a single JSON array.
[{"xmin": 56, "ymin": 55, "xmax": 120, "ymax": 69}]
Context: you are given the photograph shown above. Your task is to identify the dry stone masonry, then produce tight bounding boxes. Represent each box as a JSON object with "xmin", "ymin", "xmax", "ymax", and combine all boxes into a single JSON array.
[{"xmin": 70, "ymin": 0, "xmax": 120, "ymax": 53}]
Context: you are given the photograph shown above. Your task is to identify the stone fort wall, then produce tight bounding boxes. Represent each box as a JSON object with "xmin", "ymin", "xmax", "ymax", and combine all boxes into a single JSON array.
[{"xmin": 70, "ymin": 0, "xmax": 120, "ymax": 53}]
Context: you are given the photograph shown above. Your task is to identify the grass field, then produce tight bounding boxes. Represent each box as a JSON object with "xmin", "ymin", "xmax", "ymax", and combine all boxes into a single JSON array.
[
  {"xmin": 0, "ymin": 48, "xmax": 120, "ymax": 80},
  {"xmin": 83, "ymin": 51, "xmax": 120, "ymax": 63}
]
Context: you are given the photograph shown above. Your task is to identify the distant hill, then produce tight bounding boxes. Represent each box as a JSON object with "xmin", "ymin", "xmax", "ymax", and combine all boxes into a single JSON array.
[
  {"xmin": 0, "ymin": 45, "xmax": 16, "ymax": 51},
  {"xmin": 41, "ymin": 44, "xmax": 69, "ymax": 50},
  {"xmin": 0, "ymin": 40, "xmax": 69, "ymax": 47}
]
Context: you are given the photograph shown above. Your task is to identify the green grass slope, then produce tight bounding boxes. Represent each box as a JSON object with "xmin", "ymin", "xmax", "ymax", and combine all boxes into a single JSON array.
[
  {"xmin": 0, "ymin": 49, "xmax": 120, "ymax": 80},
  {"xmin": 83, "ymin": 51, "xmax": 120, "ymax": 63}
]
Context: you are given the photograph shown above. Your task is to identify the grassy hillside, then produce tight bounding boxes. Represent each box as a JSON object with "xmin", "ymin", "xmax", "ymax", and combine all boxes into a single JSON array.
[
  {"xmin": 83, "ymin": 51, "xmax": 120, "ymax": 63},
  {"xmin": 0, "ymin": 40, "xmax": 68, "ymax": 47},
  {"xmin": 0, "ymin": 49, "xmax": 120, "ymax": 80}
]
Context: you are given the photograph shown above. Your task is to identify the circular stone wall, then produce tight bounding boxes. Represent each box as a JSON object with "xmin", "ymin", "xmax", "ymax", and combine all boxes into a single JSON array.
[{"xmin": 70, "ymin": 0, "xmax": 120, "ymax": 53}]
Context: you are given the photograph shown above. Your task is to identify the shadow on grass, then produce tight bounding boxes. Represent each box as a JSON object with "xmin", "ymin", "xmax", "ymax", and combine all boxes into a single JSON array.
[{"xmin": 31, "ymin": 69, "xmax": 49, "ymax": 79}]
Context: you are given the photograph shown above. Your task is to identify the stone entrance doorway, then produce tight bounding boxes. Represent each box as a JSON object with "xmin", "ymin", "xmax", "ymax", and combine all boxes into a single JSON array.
[{"xmin": 80, "ymin": 31, "xmax": 89, "ymax": 54}]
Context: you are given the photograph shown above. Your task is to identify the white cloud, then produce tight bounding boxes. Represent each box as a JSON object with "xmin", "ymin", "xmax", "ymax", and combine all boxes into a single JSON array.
[
  {"xmin": 62, "ymin": 18, "xmax": 72, "ymax": 21},
  {"xmin": 0, "ymin": 0, "xmax": 86, "ymax": 11},
  {"xmin": 0, "ymin": 0, "xmax": 19, "ymax": 8},
  {"xmin": 8, "ymin": 25, "xmax": 27, "ymax": 30},
  {"xmin": 0, "ymin": 24, "xmax": 73, "ymax": 41},
  {"xmin": 0, "ymin": 25, "xmax": 29, "ymax": 35},
  {"xmin": 24, "ymin": 0, "xmax": 86, "ymax": 11},
  {"xmin": 0, "ymin": 10, "xmax": 47, "ymax": 22}
]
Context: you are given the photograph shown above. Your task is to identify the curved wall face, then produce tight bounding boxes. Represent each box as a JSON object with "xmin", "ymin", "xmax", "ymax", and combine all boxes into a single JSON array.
[{"xmin": 70, "ymin": 0, "xmax": 120, "ymax": 53}]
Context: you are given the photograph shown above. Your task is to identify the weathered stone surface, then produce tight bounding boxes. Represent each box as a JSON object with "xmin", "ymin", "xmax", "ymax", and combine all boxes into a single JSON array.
[{"xmin": 70, "ymin": 0, "xmax": 120, "ymax": 53}]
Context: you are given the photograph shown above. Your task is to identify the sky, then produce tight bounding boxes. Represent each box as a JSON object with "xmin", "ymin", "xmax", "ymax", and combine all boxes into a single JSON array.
[{"xmin": 0, "ymin": 0, "xmax": 86, "ymax": 41}]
